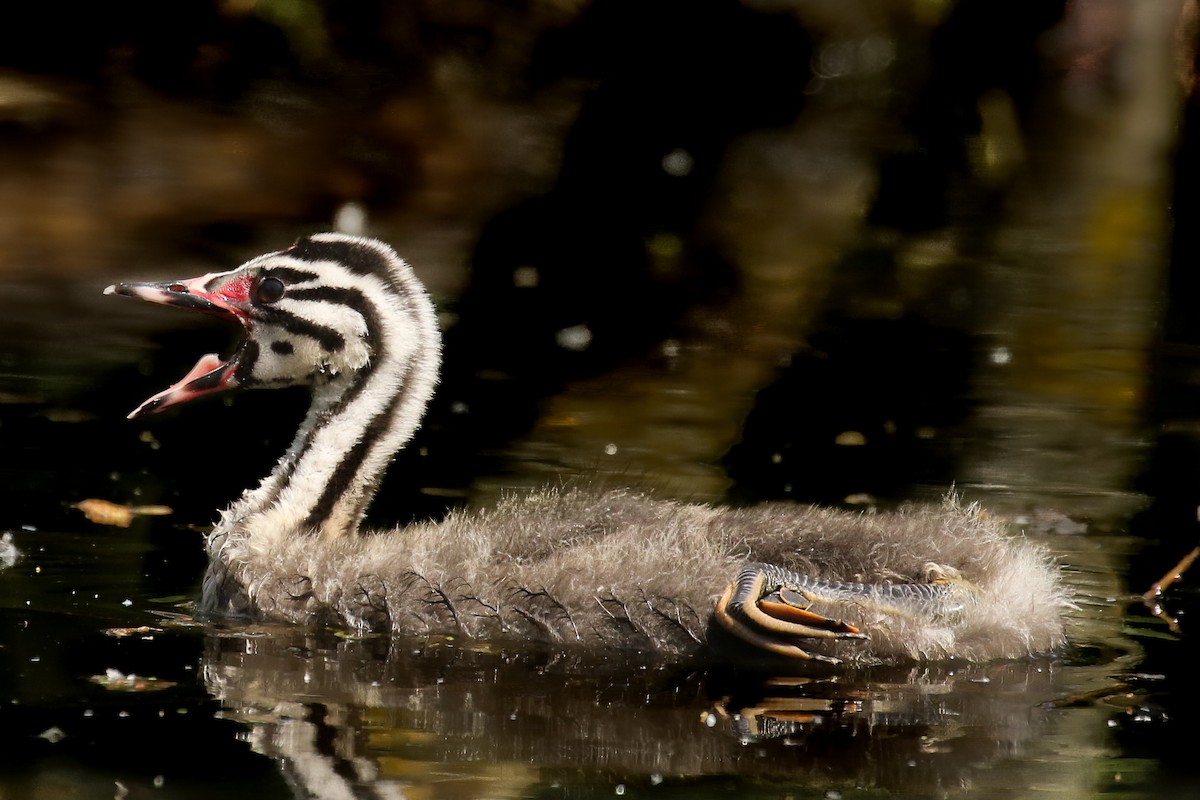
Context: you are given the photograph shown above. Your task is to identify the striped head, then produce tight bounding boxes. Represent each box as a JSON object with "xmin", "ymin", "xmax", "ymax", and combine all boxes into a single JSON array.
[{"xmin": 106, "ymin": 233, "xmax": 441, "ymax": 419}]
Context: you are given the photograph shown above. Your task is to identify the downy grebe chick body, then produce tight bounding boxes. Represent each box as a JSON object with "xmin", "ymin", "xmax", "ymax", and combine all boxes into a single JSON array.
[{"xmin": 106, "ymin": 234, "xmax": 1068, "ymax": 665}]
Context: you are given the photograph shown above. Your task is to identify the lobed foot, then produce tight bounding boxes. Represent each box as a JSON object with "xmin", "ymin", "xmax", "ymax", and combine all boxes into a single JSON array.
[
  {"xmin": 714, "ymin": 561, "xmax": 976, "ymax": 663},
  {"xmin": 714, "ymin": 562, "xmax": 870, "ymax": 664}
]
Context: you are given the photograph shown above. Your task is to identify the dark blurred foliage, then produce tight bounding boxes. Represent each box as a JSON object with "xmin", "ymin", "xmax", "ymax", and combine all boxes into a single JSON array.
[
  {"xmin": 870, "ymin": 0, "xmax": 1066, "ymax": 234},
  {"xmin": 728, "ymin": 0, "xmax": 1066, "ymax": 507},
  {"xmin": 434, "ymin": 0, "xmax": 811, "ymax": 482},
  {"xmin": 0, "ymin": 0, "xmax": 1089, "ymax": 519},
  {"xmin": 0, "ymin": 1, "xmax": 299, "ymax": 98},
  {"xmin": 1138, "ymin": 5, "xmax": 1200, "ymax": 558},
  {"xmin": 0, "ymin": 1, "xmax": 461, "ymax": 98},
  {"xmin": 1129, "ymin": 2, "xmax": 1200, "ymax": 765},
  {"xmin": 459, "ymin": 0, "xmax": 812, "ymax": 371}
]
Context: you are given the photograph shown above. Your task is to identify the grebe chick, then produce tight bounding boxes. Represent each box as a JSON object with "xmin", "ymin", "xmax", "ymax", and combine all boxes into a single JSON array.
[{"xmin": 105, "ymin": 234, "xmax": 1068, "ymax": 665}]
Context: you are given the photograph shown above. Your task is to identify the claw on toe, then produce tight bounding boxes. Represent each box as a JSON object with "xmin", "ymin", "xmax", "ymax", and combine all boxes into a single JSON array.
[
  {"xmin": 713, "ymin": 564, "xmax": 867, "ymax": 664},
  {"xmin": 759, "ymin": 588, "xmax": 862, "ymax": 632}
]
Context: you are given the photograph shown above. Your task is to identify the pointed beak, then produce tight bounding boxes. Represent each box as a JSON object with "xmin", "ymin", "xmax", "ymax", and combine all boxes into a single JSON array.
[
  {"xmin": 105, "ymin": 278, "xmax": 250, "ymax": 419},
  {"xmin": 104, "ymin": 277, "xmax": 244, "ymax": 318}
]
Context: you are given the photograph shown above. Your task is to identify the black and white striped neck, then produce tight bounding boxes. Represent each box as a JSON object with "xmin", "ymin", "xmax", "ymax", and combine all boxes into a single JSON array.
[{"xmin": 216, "ymin": 234, "xmax": 441, "ymax": 544}]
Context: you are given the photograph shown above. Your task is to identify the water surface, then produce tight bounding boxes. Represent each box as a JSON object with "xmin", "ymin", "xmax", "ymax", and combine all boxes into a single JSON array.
[{"xmin": 0, "ymin": 2, "xmax": 1197, "ymax": 797}]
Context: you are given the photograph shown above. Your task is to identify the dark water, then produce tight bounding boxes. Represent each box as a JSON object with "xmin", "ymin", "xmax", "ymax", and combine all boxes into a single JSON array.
[{"xmin": 0, "ymin": 1, "xmax": 1198, "ymax": 798}]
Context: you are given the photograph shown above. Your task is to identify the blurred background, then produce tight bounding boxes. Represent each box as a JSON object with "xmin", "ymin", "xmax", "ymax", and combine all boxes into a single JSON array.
[
  {"xmin": 0, "ymin": 0, "xmax": 1180, "ymax": 519},
  {"xmin": 0, "ymin": 0, "xmax": 1199, "ymax": 797}
]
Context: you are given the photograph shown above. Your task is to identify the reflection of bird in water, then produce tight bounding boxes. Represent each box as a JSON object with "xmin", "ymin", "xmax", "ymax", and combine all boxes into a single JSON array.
[
  {"xmin": 106, "ymin": 234, "xmax": 1068, "ymax": 665},
  {"xmin": 203, "ymin": 633, "xmax": 1062, "ymax": 797}
]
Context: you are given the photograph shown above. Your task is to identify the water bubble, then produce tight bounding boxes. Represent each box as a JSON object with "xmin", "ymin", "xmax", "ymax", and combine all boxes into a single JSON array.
[
  {"xmin": 661, "ymin": 148, "xmax": 694, "ymax": 177},
  {"xmin": 333, "ymin": 202, "xmax": 367, "ymax": 236},
  {"xmin": 512, "ymin": 266, "xmax": 539, "ymax": 289},
  {"xmin": 555, "ymin": 324, "xmax": 593, "ymax": 352}
]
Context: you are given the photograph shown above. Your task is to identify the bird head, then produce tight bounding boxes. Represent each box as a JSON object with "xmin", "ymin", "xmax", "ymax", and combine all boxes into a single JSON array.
[{"xmin": 105, "ymin": 234, "xmax": 420, "ymax": 419}]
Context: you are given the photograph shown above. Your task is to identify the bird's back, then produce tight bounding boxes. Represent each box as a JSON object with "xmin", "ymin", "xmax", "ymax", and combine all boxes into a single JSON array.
[{"xmin": 206, "ymin": 487, "xmax": 1068, "ymax": 663}]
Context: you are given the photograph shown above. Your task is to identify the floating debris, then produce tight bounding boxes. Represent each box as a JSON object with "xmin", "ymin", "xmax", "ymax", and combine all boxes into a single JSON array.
[
  {"xmin": 72, "ymin": 499, "xmax": 172, "ymax": 528},
  {"xmin": 0, "ymin": 532, "xmax": 18, "ymax": 568},
  {"xmin": 834, "ymin": 430, "xmax": 867, "ymax": 446},
  {"xmin": 37, "ymin": 726, "xmax": 65, "ymax": 744},
  {"xmin": 104, "ymin": 626, "xmax": 163, "ymax": 639},
  {"xmin": 147, "ymin": 609, "xmax": 203, "ymax": 628},
  {"xmin": 89, "ymin": 668, "xmax": 176, "ymax": 692}
]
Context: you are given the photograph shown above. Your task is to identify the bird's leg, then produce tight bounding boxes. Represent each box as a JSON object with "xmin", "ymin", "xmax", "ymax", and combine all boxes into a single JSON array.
[{"xmin": 714, "ymin": 562, "xmax": 868, "ymax": 664}]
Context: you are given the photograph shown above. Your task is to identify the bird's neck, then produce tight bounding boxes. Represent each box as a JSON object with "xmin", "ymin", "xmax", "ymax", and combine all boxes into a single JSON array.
[{"xmin": 215, "ymin": 290, "xmax": 441, "ymax": 547}]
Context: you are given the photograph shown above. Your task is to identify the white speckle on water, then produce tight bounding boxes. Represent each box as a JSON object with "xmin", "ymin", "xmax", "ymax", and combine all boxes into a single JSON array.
[
  {"xmin": 661, "ymin": 148, "xmax": 694, "ymax": 176},
  {"xmin": 0, "ymin": 536, "xmax": 16, "ymax": 568},
  {"xmin": 513, "ymin": 265, "xmax": 539, "ymax": 288},
  {"xmin": 38, "ymin": 726, "xmax": 65, "ymax": 743},
  {"xmin": 556, "ymin": 324, "xmax": 593, "ymax": 352}
]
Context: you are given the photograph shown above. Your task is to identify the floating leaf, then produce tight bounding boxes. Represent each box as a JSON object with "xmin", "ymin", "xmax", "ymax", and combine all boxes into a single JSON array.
[
  {"xmin": 104, "ymin": 626, "xmax": 163, "ymax": 638},
  {"xmin": 73, "ymin": 499, "xmax": 173, "ymax": 528}
]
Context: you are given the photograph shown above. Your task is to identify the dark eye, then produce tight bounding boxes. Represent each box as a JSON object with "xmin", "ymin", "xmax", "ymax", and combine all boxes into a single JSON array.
[{"xmin": 255, "ymin": 276, "xmax": 286, "ymax": 304}]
